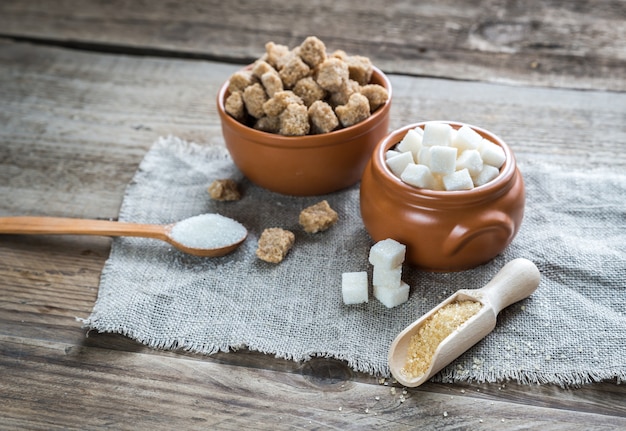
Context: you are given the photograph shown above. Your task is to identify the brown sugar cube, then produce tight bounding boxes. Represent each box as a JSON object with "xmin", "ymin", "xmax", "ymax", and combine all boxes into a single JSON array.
[
  {"xmin": 360, "ymin": 84, "xmax": 389, "ymax": 112},
  {"xmin": 243, "ymin": 83, "xmax": 268, "ymax": 119},
  {"xmin": 329, "ymin": 49, "xmax": 348, "ymax": 60},
  {"xmin": 261, "ymin": 71, "xmax": 283, "ymax": 97},
  {"xmin": 256, "ymin": 228, "xmax": 295, "ymax": 263},
  {"xmin": 345, "ymin": 55, "xmax": 373, "ymax": 86},
  {"xmin": 335, "ymin": 92, "xmax": 371, "ymax": 127},
  {"xmin": 299, "ymin": 36, "xmax": 327, "ymax": 68},
  {"xmin": 279, "ymin": 55, "xmax": 311, "ymax": 88},
  {"xmin": 254, "ymin": 115, "xmax": 281, "ymax": 133},
  {"xmin": 208, "ymin": 179, "xmax": 241, "ymax": 201},
  {"xmin": 279, "ymin": 103, "xmax": 310, "ymax": 136},
  {"xmin": 308, "ymin": 100, "xmax": 339, "ymax": 134},
  {"xmin": 316, "ymin": 57, "xmax": 349, "ymax": 92},
  {"xmin": 328, "ymin": 79, "xmax": 360, "ymax": 107},
  {"xmin": 293, "ymin": 77, "xmax": 326, "ymax": 107},
  {"xmin": 225, "ymin": 91, "xmax": 246, "ymax": 121},
  {"xmin": 264, "ymin": 42, "xmax": 291, "ymax": 69},
  {"xmin": 252, "ymin": 60, "xmax": 276, "ymax": 79},
  {"xmin": 228, "ymin": 70, "xmax": 256, "ymax": 93},
  {"xmin": 276, "ymin": 48, "xmax": 298, "ymax": 72},
  {"xmin": 299, "ymin": 200, "xmax": 339, "ymax": 233},
  {"xmin": 263, "ymin": 90, "xmax": 304, "ymax": 117}
]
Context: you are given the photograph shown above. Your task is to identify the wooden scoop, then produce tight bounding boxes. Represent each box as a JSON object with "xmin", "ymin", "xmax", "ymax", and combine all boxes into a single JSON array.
[
  {"xmin": 388, "ymin": 258, "xmax": 541, "ymax": 387},
  {"xmin": 0, "ymin": 215, "xmax": 247, "ymax": 257}
]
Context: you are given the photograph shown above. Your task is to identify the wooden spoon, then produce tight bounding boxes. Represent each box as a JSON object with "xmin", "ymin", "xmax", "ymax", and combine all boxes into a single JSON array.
[
  {"xmin": 0, "ymin": 214, "xmax": 247, "ymax": 257},
  {"xmin": 388, "ymin": 258, "xmax": 541, "ymax": 387}
]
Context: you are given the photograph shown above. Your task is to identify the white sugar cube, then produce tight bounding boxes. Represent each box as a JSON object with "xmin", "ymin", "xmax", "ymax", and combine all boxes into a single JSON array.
[
  {"xmin": 413, "ymin": 126, "xmax": 424, "ymax": 135},
  {"xmin": 386, "ymin": 151, "xmax": 414, "ymax": 177},
  {"xmin": 472, "ymin": 164, "xmax": 500, "ymax": 187},
  {"xmin": 401, "ymin": 163, "xmax": 436, "ymax": 189},
  {"xmin": 396, "ymin": 129, "xmax": 423, "ymax": 159},
  {"xmin": 373, "ymin": 264, "xmax": 402, "ymax": 289},
  {"xmin": 417, "ymin": 146, "xmax": 431, "ymax": 166},
  {"xmin": 369, "ymin": 238, "xmax": 406, "ymax": 269},
  {"xmin": 429, "ymin": 145, "xmax": 458, "ymax": 175},
  {"xmin": 443, "ymin": 168, "xmax": 474, "ymax": 191},
  {"xmin": 374, "ymin": 281, "xmax": 410, "ymax": 308},
  {"xmin": 422, "ymin": 122, "xmax": 453, "ymax": 147},
  {"xmin": 456, "ymin": 149, "xmax": 484, "ymax": 176},
  {"xmin": 431, "ymin": 174, "xmax": 446, "ymax": 191},
  {"xmin": 385, "ymin": 149, "xmax": 401, "ymax": 160},
  {"xmin": 341, "ymin": 271, "xmax": 369, "ymax": 305},
  {"xmin": 479, "ymin": 139, "xmax": 506, "ymax": 168},
  {"xmin": 452, "ymin": 125, "xmax": 482, "ymax": 152}
]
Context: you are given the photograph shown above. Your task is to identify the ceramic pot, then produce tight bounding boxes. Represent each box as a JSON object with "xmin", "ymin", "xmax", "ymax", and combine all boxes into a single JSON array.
[
  {"xmin": 217, "ymin": 67, "xmax": 391, "ymax": 196},
  {"xmin": 360, "ymin": 122, "xmax": 525, "ymax": 272}
]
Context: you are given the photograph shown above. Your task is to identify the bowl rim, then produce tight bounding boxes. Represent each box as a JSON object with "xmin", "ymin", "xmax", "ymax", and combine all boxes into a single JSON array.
[
  {"xmin": 217, "ymin": 66, "xmax": 392, "ymax": 149},
  {"xmin": 372, "ymin": 121, "xmax": 518, "ymax": 202}
]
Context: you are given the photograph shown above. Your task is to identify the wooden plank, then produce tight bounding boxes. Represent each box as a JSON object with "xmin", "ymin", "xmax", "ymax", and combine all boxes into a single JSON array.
[
  {"xmin": 0, "ymin": 0, "xmax": 624, "ymax": 91},
  {"xmin": 1, "ymin": 40, "xmax": 626, "ymax": 429},
  {"xmin": 1, "ymin": 337, "xmax": 625, "ymax": 430},
  {"xmin": 2, "ymin": 235, "xmax": 624, "ymax": 424},
  {"xmin": 1, "ymin": 39, "xmax": 623, "ymax": 219}
]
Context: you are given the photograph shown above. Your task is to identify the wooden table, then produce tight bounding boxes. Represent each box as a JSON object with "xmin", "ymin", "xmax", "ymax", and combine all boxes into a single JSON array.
[{"xmin": 1, "ymin": 1, "xmax": 625, "ymax": 429}]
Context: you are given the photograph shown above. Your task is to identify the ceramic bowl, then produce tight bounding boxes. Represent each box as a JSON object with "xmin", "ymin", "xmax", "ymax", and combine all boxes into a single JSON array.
[
  {"xmin": 360, "ymin": 121, "xmax": 525, "ymax": 272},
  {"xmin": 217, "ymin": 67, "xmax": 392, "ymax": 196}
]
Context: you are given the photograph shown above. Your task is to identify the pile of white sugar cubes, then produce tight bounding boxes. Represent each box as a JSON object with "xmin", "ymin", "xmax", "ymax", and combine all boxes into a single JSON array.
[
  {"xmin": 386, "ymin": 122, "xmax": 506, "ymax": 191},
  {"xmin": 342, "ymin": 238, "xmax": 409, "ymax": 308}
]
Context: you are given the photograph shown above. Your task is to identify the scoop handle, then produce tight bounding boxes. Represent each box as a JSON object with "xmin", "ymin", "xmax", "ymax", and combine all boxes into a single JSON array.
[{"xmin": 475, "ymin": 258, "xmax": 540, "ymax": 314}]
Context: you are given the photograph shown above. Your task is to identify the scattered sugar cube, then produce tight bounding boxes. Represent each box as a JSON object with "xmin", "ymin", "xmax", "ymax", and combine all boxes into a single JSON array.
[
  {"xmin": 472, "ymin": 164, "xmax": 501, "ymax": 187},
  {"xmin": 369, "ymin": 238, "xmax": 406, "ymax": 269},
  {"xmin": 401, "ymin": 163, "xmax": 436, "ymax": 189},
  {"xmin": 429, "ymin": 145, "xmax": 458, "ymax": 175},
  {"xmin": 385, "ymin": 149, "xmax": 401, "ymax": 159},
  {"xmin": 396, "ymin": 129, "xmax": 423, "ymax": 159},
  {"xmin": 443, "ymin": 168, "xmax": 474, "ymax": 191},
  {"xmin": 456, "ymin": 149, "xmax": 483, "ymax": 176},
  {"xmin": 479, "ymin": 139, "xmax": 506, "ymax": 168},
  {"xmin": 374, "ymin": 281, "xmax": 410, "ymax": 308},
  {"xmin": 386, "ymin": 151, "xmax": 414, "ymax": 177},
  {"xmin": 422, "ymin": 122, "xmax": 453, "ymax": 147},
  {"xmin": 342, "ymin": 272, "xmax": 369, "ymax": 305},
  {"xmin": 299, "ymin": 200, "xmax": 338, "ymax": 233},
  {"xmin": 452, "ymin": 125, "xmax": 482, "ymax": 152},
  {"xmin": 373, "ymin": 265, "xmax": 402, "ymax": 288}
]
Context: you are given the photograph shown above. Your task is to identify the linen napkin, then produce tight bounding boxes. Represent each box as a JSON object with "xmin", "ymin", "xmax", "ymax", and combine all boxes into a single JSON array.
[{"xmin": 84, "ymin": 136, "xmax": 626, "ymax": 387}]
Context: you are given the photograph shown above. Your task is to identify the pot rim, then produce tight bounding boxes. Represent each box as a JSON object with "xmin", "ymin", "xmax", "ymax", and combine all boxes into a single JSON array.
[{"xmin": 217, "ymin": 66, "xmax": 392, "ymax": 150}]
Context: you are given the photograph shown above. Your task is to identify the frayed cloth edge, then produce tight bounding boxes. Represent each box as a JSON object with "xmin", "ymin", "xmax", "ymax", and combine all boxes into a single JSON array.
[{"xmin": 79, "ymin": 318, "xmax": 623, "ymax": 388}]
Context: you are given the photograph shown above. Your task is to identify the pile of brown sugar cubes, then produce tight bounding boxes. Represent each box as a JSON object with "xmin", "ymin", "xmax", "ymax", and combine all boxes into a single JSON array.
[{"xmin": 224, "ymin": 36, "xmax": 388, "ymax": 136}]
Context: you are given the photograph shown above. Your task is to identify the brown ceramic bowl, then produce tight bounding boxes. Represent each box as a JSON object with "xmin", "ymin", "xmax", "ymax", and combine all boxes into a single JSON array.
[
  {"xmin": 217, "ymin": 67, "xmax": 392, "ymax": 196},
  {"xmin": 360, "ymin": 121, "xmax": 525, "ymax": 272}
]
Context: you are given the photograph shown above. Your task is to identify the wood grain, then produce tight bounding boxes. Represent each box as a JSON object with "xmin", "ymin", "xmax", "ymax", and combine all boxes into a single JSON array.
[
  {"xmin": 1, "ymin": 40, "xmax": 623, "ymax": 217},
  {"xmin": 2, "ymin": 238, "xmax": 626, "ymax": 425},
  {"xmin": 0, "ymin": 0, "xmax": 624, "ymax": 91},
  {"xmin": 1, "ymin": 336, "xmax": 625, "ymax": 430},
  {"xmin": 1, "ymin": 4, "xmax": 625, "ymax": 427}
]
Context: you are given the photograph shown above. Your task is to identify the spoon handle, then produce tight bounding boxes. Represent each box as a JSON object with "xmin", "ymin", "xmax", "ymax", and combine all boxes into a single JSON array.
[
  {"xmin": 0, "ymin": 216, "xmax": 167, "ymax": 240},
  {"xmin": 476, "ymin": 258, "xmax": 541, "ymax": 314}
]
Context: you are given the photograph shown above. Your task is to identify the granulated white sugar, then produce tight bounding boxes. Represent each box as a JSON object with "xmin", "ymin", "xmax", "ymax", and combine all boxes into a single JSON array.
[{"xmin": 169, "ymin": 213, "xmax": 247, "ymax": 249}]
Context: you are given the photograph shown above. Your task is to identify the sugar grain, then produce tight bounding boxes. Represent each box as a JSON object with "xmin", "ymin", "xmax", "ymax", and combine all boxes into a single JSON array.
[{"xmin": 169, "ymin": 214, "xmax": 247, "ymax": 249}]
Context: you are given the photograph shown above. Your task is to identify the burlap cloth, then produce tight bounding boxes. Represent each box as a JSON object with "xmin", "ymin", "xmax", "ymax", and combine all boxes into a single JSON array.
[{"xmin": 83, "ymin": 136, "xmax": 626, "ymax": 387}]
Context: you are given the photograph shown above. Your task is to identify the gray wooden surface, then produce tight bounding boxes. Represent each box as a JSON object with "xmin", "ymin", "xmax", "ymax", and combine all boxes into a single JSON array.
[{"xmin": 1, "ymin": 1, "xmax": 625, "ymax": 429}]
